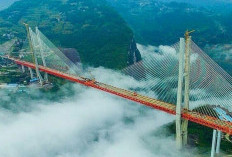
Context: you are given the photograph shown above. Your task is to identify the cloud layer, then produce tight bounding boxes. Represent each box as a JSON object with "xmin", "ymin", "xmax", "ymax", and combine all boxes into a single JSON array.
[{"xmin": 0, "ymin": 68, "xmax": 196, "ymax": 157}]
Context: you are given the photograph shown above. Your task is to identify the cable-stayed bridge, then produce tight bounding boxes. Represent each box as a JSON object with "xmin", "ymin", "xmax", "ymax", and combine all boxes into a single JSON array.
[{"xmin": 1, "ymin": 26, "xmax": 232, "ymax": 157}]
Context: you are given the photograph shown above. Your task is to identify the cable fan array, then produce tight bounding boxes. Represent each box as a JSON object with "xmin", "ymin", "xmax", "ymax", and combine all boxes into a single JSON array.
[
  {"xmin": 27, "ymin": 27, "xmax": 82, "ymax": 76},
  {"xmin": 189, "ymin": 40, "xmax": 232, "ymax": 119},
  {"xmin": 122, "ymin": 43, "xmax": 180, "ymax": 105},
  {"xmin": 122, "ymin": 40, "xmax": 232, "ymax": 121}
]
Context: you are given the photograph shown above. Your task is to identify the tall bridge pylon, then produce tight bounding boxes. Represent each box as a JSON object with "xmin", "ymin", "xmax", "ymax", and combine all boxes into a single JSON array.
[
  {"xmin": 176, "ymin": 37, "xmax": 185, "ymax": 149},
  {"xmin": 176, "ymin": 30, "xmax": 193, "ymax": 149},
  {"xmin": 176, "ymin": 31, "xmax": 225, "ymax": 157},
  {"xmin": 36, "ymin": 27, "xmax": 48, "ymax": 83},
  {"xmin": 24, "ymin": 23, "xmax": 44, "ymax": 85}
]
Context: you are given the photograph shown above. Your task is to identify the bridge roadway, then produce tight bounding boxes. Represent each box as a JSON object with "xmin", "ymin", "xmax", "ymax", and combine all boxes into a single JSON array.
[{"xmin": 7, "ymin": 57, "xmax": 232, "ymax": 135}]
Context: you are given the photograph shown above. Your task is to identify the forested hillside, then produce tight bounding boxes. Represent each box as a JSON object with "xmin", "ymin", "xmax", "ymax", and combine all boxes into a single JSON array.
[
  {"xmin": 107, "ymin": 0, "xmax": 232, "ymax": 46},
  {"xmin": 0, "ymin": 0, "xmax": 141, "ymax": 69}
]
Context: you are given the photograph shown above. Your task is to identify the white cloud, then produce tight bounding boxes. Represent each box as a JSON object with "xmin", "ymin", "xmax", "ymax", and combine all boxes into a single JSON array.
[
  {"xmin": 0, "ymin": 41, "xmax": 203, "ymax": 157},
  {"xmin": 137, "ymin": 44, "xmax": 178, "ymax": 61},
  {"xmin": 0, "ymin": 68, "xmax": 195, "ymax": 157}
]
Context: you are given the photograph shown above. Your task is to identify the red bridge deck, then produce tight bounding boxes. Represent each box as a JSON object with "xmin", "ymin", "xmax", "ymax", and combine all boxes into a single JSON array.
[{"xmin": 9, "ymin": 57, "xmax": 232, "ymax": 135}]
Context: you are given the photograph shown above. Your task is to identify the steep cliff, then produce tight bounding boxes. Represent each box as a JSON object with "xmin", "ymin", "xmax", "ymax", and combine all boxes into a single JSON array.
[{"xmin": 127, "ymin": 38, "xmax": 142, "ymax": 65}]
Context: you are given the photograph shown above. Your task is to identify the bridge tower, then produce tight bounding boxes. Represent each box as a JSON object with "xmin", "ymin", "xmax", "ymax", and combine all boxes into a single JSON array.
[
  {"xmin": 182, "ymin": 30, "xmax": 193, "ymax": 146},
  {"xmin": 176, "ymin": 37, "xmax": 185, "ymax": 149},
  {"xmin": 28, "ymin": 67, "xmax": 34, "ymax": 79},
  {"xmin": 24, "ymin": 23, "xmax": 44, "ymax": 85},
  {"xmin": 176, "ymin": 30, "xmax": 193, "ymax": 149},
  {"xmin": 36, "ymin": 27, "xmax": 48, "ymax": 83},
  {"xmin": 21, "ymin": 65, "xmax": 25, "ymax": 73}
]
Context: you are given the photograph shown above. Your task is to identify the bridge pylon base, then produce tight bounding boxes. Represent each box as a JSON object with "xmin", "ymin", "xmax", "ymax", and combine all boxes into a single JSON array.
[
  {"xmin": 181, "ymin": 119, "xmax": 188, "ymax": 146},
  {"xmin": 211, "ymin": 130, "xmax": 222, "ymax": 157}
]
